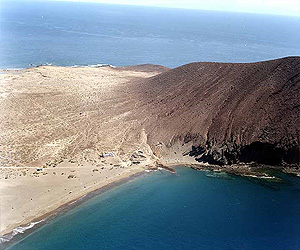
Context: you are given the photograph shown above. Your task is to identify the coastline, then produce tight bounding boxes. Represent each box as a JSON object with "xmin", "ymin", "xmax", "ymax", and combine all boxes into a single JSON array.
[
  {"xmin": 1, "ymin": 158, "xmax": 299, "ymax": 247},
  {"xmin": 0, "ymin": 63, "xmax": 117, "ymax": 71},
  {"xmin": 161, "ymin": 160, "xmax": 300, "ymax": 179},
  {"xmin": 0, "ymin": 167, "xmax": 146, "ymax": 247}
]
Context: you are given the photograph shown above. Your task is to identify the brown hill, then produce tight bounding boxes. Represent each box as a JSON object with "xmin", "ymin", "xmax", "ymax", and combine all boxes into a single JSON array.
[{"xmin": 132, "ymin": 57, "xmax": 300, "ymax": 166}]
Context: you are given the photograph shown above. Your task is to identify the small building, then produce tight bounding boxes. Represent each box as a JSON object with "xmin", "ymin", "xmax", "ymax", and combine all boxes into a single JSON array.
[{"xmin": 100, "ymin": 152, "xmax": 114, "ymax": 158}]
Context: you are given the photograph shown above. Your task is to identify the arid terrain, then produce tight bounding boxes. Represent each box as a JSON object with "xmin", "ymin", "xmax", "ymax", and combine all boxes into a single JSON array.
[
  {"xmin": 0, "ymin": 57, "xmax": 299, "ymax": 238},
  {"xmin": 0, "ymin": 64, "xmax": 167, "ymax": 237},
  {"xmin": 134, "ymin": 57, "xmax": 300, "ymax": 167}
]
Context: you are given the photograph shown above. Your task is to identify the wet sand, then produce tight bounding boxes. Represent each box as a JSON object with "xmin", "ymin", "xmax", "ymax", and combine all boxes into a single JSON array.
[{"xmin": 0, "ymin": 170, "xmax": 148, "ymax": 249}]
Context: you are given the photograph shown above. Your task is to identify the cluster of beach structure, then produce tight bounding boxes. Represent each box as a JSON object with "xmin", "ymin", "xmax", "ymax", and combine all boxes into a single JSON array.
[{"xmin": 0, "ymin": 149, "xmax": 151, "ymax": 181}]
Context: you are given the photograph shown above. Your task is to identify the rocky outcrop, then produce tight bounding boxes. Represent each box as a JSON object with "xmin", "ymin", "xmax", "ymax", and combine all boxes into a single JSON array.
[{"xmin": 132, "ymin": 57, "xmax": 300, "ymax": 167}]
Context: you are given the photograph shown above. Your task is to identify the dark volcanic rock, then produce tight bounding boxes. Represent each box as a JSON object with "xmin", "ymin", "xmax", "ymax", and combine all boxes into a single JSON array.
[{"xmin": 133, "ymin": 57, "xmax": 300, "ymax": 166}]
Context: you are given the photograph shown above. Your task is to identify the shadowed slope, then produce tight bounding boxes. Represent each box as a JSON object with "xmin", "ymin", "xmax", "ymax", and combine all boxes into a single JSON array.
[{"xmin": 133, "ymin": 57, "xmax": 300, "ymax": 166}]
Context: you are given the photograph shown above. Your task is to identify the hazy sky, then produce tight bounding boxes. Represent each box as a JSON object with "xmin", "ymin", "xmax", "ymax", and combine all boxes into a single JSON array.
[{"xmin": 49, "ymin": 0, "xmax": 300, "ymax": 16}]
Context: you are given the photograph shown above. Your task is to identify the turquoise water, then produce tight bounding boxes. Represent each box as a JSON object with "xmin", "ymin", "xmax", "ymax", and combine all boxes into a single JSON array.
[
  {"xmin": 7, "ymin": 167, "xmax": 300, "ymax": 250},
  {"xmin": 1, "ymin": 1, "xmax": 300, "ymax": 69}
]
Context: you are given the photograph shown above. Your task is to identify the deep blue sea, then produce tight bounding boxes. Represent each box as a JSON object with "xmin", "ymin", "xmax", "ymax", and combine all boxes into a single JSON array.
[
  {"xmin": 0, "ymin": 1, "xmax": 300, "ymax": 69},
  {"xmin": 6, "ymin": 167, "xmax": 300, "ymax": 250}
]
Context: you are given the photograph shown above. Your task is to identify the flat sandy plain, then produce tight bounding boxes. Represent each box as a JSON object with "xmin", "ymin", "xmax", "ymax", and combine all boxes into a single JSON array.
[{"xmin": 0, "ymin": 65, "xmax": 167, "ymax": 237}]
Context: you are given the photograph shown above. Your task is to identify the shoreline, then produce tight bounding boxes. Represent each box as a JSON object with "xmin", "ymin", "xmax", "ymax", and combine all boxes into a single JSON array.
[
  {"xmin": 1, "ymin": 160, "xmax": 299, "ymax": 248},
  {"xmin": 0, "ymin": 169, "xmax": 147, "ymax": 248},
  {"xmin": 0, "ymin": 63, "xmax": 118, "ymax": 71},
  {"xmin": 162, "ymin": 161, "xmax": 300, "ymax": 179}
]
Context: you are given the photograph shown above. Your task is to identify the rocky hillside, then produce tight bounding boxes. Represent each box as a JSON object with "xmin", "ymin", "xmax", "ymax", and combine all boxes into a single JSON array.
[{"xmin": 133, "ymin": 57, "xmax": 300, "ymax": 166}]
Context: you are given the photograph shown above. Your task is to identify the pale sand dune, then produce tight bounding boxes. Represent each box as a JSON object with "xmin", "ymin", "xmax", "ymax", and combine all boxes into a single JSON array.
[{"xmin": 0, "ymin": 65, "xmax": 166, "ymax": 236}]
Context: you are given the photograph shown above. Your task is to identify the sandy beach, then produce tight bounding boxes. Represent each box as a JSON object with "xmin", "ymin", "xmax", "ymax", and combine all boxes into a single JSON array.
[{"xmin": 0, "ymin": 65, "xmax": 166, "ymax": 237}]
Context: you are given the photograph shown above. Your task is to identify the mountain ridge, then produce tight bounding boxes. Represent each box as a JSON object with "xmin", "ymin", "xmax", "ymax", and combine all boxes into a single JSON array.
[{"xmin": 131, "ymin": 56, "xmax": 300, "ymax": 166}]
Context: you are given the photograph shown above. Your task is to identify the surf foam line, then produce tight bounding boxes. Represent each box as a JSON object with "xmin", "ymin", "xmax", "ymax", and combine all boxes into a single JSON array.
[
  {"xmin": 1, "ymin": 63, "xmax": 117, "ymax": 70},
  {"xmin": 0, "ymin": 220, "xmax": 44, "ymax": 244}
]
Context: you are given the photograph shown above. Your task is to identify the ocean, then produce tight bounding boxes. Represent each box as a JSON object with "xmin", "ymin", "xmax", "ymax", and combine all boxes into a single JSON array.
[
  {"xmin": 6, "ymin": 167, "xmax": 300, "ymax": 250},
  {"xmin": 1, "ymin": 1, "xmax": 300, "ymax": 69}
]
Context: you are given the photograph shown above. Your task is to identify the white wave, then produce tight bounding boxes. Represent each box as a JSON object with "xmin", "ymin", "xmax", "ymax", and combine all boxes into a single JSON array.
[
  {"xmin": 87, "ymin": 64, "xmax": 116, "ymax": 68},
  {"xmin": 27, "ymin": 63, "xmax": 53, "ymax": 68},
  {"xmin": 0, "ymin": 68, "xmax": 22, "ymax": 71},
  {"xmin": 243, "ymin": 174, "xmax": 276, "ymax": 179},
  {"xmin": 0, "ymin": 220, "xmax": 44, "ymax": 243},
  {"xmin": 3, "ymin": 63, "xmax": 117, "ymax": 70}
]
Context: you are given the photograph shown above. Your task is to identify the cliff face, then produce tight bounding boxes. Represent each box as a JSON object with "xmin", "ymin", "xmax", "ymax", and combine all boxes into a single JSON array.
[{"xmin": 134, "ymin": 57, "xmax": 300, "ymax": 166}]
